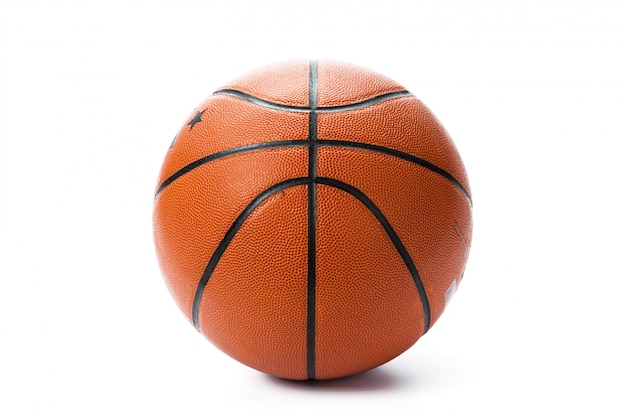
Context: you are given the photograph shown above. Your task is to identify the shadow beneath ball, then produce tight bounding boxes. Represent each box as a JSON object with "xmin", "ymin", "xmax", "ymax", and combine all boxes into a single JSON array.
[{"xmin": 264, "ymin": 366, "xmax": 412, "ymax": 392}]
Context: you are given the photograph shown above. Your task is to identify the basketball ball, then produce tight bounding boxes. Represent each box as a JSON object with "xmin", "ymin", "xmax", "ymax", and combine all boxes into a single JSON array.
[{"xmin": 153, "ymin": 59, "xmax": 472, "ymax": 380}]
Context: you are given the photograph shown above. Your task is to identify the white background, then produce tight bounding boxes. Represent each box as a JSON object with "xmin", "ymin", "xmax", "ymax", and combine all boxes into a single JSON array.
[{"xmin": 1, "ymin": 1, "xmax": 625, "ymax": 415}]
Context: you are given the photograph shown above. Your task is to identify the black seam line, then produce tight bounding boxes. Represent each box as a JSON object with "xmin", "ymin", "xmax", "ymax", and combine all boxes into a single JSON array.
[
  {"xmin": 309, "ymin": 59, "xmax": 318, "ymax": 110},
  {"xmin": 154, "ymin": 139, "xmax": 472, "ymax": 208},
  {"xmin": 306, "ymin": 59, "xmax": 318, "ymax": 381},
  {"xmin": 317, "ymin": 91, "xmax": 411, "ymax": 112},
  {"xmin": 318, "ymin": 140, "xmax": 473, "ymax": 207},
  {"xmin": 213, "ymin": 89, "xmax": 411, "ymax": 113},
  {"xmin": 154, "ymin": 140, "xmax": 308, "ymax": 199},
  {"xmin": 190, "ymin": 176, "xmax": 432, "ymax": 333},
  {"xmin": 191, "ymin": 177, "xmax": 309, "ymax": 330},
  {"xmin": 316, "ymin": 177, "xmax": 431, "ymax": 334},
  {"xmin": 214, "ymin": 89, "xmax": 309, "ymax": 112}
]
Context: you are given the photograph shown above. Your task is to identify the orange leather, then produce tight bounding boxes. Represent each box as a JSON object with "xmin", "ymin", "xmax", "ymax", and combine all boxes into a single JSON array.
[
  {"xmin": 317, "ymin": 59, "xmax": 407, "ymax": 106},
  {"xmin": 157, "ymin": 97, "xmax": 309, "ymax": 188},
  {"xmin": 314, "ymin": 184, "xmax": 423, "ymax": 379},
  {"xmin": 201, "ymin": 185, "xmax": 309, "ymax": 380},
  {"xmin": 217, "ymin": 59, "xmax": 310, "ymax": 107},
  {"xmin": 154, "ymin": 149, "xmax": 309, "ymax": 321},
  {"xmin": 153, "ymin": 59, "xmax": 472, "ymax": 380}
]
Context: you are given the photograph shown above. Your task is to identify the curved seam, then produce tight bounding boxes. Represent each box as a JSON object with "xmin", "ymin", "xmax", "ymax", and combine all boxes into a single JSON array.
[
  {"xmin": 317, "ymin": 91, "xmax": 411, "ymax": 112},
  {"xmin": 315, "ymin": 176, "xmax": 431, "ymax": 334},
  {"xmin": 191, "ymin": 177, "xmax": 309, "ymax": 330},
  {"xmin": 213, "ymin": 89, "xmax": 412, "ymax": 113},
  {"xmin": 317, "ymin": 140, "xmax": 472, "ymax": 207},
  {"xmin": 155, "ymin": 140, "xmax": 471, "ymax": 207},
  {"xmin": 154, "ymin": 140, "xmax": 308, "ymax": 199},
  {"xmin": 214, "ymin": 89, "xmax": 310, "ymax": 112}
]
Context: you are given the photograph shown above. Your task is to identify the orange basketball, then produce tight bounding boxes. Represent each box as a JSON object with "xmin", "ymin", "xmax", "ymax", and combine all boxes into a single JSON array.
[{"xmin": 153, "ymin": 60, "xmax": 472, "ymax": 380}]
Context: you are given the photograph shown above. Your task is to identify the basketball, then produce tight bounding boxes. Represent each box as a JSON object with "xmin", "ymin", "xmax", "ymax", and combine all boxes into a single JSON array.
[{"xmin": 153, "ymin": 59, "xmax": 472, "ymax": 380}]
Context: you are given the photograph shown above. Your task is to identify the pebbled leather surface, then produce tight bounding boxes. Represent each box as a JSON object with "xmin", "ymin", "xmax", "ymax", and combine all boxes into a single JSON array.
[
  {"xmin": 156, "ymin": 96, "xmax": 309, "ymax": 191},
  {"xmin": 217, "ymin": 59, "xmax": 310, "ymax": 107},
  {"xmin": 153, "ymin": 59, "xmax": 472, "ymax": 380},
  {"xmin": 314, "ymin": 184, "xmax": 423, "ymax": 379},
  {"xmin": 201, "ymin": 184, "xmax": 309, "ymax": 380},
  {"xmin": 317, "ymin": 147, "xmax": 472, "ymax": 328},
  {"xmin": 317, "ymin": 96, "xmax": 471, "ymax": 198},
  {"xmin": 317, "ymin": 59, "xmax": 407, "ymax": 107}
]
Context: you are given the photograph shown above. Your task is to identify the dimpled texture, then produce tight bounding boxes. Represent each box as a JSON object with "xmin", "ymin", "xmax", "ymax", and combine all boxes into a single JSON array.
[
  {"xmin": 317, "ymin": 148, "xmax": 472, "ymax": 326},
  {"xmin": 158, "ymin": 97, "xmax": 309, "ymax": 187},
  {"xmin": 315, "ymin": 185, "xmax": 423, "ymax": 380},
  {"xmin": 317, "ymin": 96, "xmax": 470, "ymax": 193},
  {"xmin": 154, "ymin": 149, "xmax": 309, "ymax": 320},
  {"xmin": 200, "ymin": 185, "xmax": 309, "ymax": 380},
  {"xmin": 317, "ymin": 59, "xmax": 407, "ymax": 106},
  {"xmin": 153, "ymin": 59, "xmax": 473, "ymax": 380},
  {"xmin": 217, "ymin": 59, "xmax": 310, "ymax": 107}
]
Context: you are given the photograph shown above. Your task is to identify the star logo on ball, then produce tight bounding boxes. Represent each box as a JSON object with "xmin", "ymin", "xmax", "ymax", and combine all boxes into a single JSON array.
[{"xmin": 187, "ymin": 110, "xmax": 205, "ymax": 130}]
